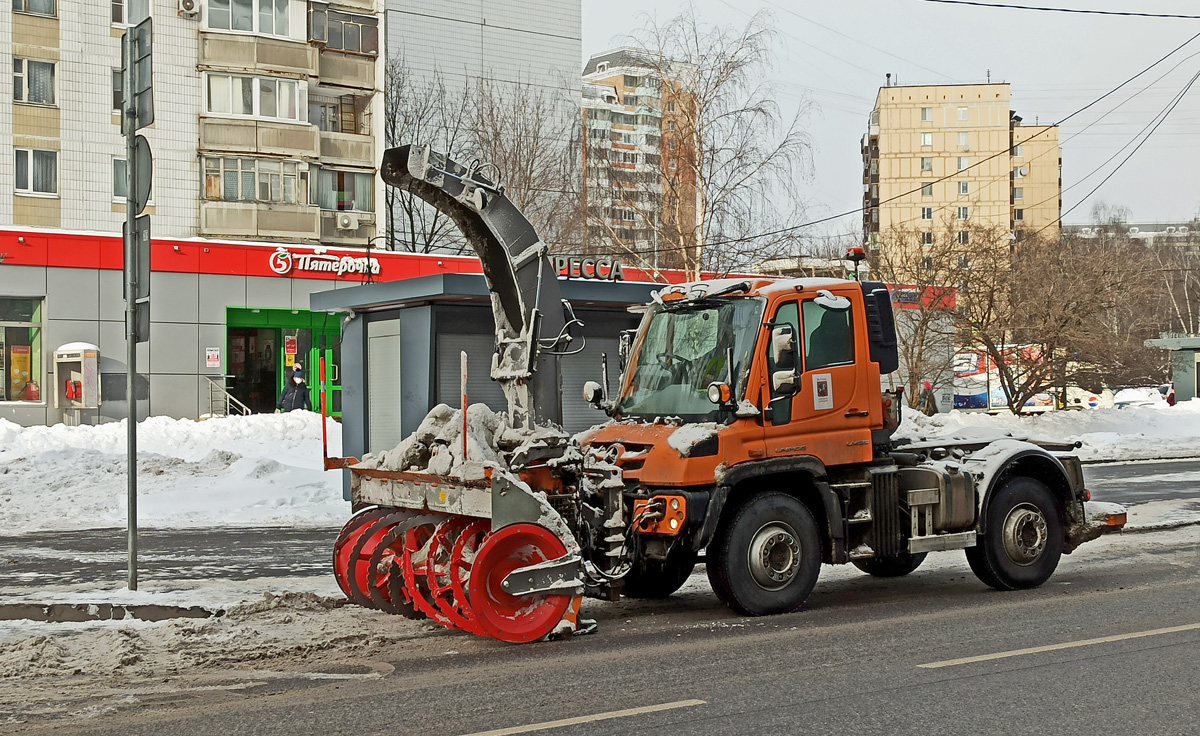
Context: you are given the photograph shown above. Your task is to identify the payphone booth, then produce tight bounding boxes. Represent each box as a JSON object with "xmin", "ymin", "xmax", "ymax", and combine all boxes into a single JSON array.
[{"xmin": 54, "ymin": 342, "xmax": 101, "ymax": 425}]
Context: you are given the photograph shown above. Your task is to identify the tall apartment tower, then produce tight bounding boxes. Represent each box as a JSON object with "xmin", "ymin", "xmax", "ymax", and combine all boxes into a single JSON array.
[
  {"xmin": 862, "ymin": 83, "xmax": 1060, "ymax": 252},
  {"xmin": 581, "ymin": 48, "xmax": 696, "ymax": 267},
  {"xmin": 3, "ymin": 0, "xmax": 384, "ymax": 246}
]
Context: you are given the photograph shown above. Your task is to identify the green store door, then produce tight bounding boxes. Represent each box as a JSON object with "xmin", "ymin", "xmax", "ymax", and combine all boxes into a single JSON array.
[{"xmin": 226, "ymin": 308, "xmax": 342, "ymax": 417}]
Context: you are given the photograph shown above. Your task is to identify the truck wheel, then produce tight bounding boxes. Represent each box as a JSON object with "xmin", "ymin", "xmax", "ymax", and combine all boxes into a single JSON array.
[
  {"xmin": 707, "ymin": 492, "xmax": 822, "ymax": 616},
  {"xmin": 852, "ymin": 552, "xmax": 927, "ymax": 578},
  {"xmin": 622, "ymin": 547, "xmax": 698, "ymax": 599},
  {"xmin": 966, "ymin": 476, "xmax": 1063, "ymax": 591}
]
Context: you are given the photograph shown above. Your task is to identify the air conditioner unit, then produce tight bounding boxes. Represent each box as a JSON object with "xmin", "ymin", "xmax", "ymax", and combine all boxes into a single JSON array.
[
  {"xmin": 336, "ymin": 212, "xmax": 360, "ymax": 231},
  {"xmin": 178, "ymin": 0, "xmax": 198, "ymax": 16}
]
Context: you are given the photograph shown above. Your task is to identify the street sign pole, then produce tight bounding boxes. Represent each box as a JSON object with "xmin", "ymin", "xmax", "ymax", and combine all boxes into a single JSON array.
[
  {"xmin": 122, "ymin": 17, "xmax": 153, "ymax": 591},
  {"xmin": 123, "ymin": 28, "xmax": 138, "ymax": 591}
]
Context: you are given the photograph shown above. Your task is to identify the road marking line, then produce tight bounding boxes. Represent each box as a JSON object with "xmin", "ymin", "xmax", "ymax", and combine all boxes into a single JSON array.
[
  {"xmin": 919, "ymin": 622, "xmax": 1200, "ymax": 669},
  {"xmin": 458, "ymin": 699, "xmax": 707, "ymax": 736}
]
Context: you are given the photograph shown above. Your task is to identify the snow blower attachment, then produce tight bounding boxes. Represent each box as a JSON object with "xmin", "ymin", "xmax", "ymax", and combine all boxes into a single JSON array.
[{"xmin": 328, "ymin": 144, "xmax": 595, "ymax": 642}]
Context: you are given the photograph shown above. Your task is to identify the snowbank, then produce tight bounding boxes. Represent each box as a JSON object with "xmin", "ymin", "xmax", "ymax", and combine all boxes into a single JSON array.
[
  {"xmin": 0, "ymin": 413, "xmax": 346, "ymax": 533},
  {"xmin": 897, "ymin": 398, "xmax": 1200, "ymax": 462}
]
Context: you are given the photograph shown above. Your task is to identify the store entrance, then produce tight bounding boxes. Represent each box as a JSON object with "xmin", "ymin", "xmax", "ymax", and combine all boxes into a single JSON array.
[{"xmin": 227, "ymin": 327, "xmax": 279, "ymax": 414}]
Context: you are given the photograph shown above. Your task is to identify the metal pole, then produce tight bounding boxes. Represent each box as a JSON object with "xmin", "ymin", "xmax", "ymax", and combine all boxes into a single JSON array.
[{"xmin": 123, "ymin": 29, "xmax": 138, "ymax": 591}]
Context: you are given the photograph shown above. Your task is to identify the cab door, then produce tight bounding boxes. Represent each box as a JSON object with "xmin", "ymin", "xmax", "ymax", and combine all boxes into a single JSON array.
[{"xmin": 762, "ymin": 292, "xmax": 874, "ymax": 466}]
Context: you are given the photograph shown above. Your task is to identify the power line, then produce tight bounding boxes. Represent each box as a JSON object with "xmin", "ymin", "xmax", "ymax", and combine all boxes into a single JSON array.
[
  {"xmin": 916, "ymin": 0, "xmax": 1200, "ymax": 19},
  {"xmin": 1035, "ymin": 66, "xmax": 1200, "ymax": 234}
]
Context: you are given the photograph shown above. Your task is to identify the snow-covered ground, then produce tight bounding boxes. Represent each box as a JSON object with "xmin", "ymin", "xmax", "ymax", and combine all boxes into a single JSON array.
[
  {"xmin": 0, "ymin": 412, "xmax": 347, "ymax": 534},
  {"xmin": 3, "ymin": 402, "xmax": 1200, "ymax": 534},
  {"xmin": 897, "ymin": 398, "xmax": 1200, "ymax": 462}
]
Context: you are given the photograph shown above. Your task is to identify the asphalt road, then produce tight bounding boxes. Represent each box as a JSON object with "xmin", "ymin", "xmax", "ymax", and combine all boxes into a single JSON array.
[
  {"xmin": 1084, "ymin": 458, "xmax": 1200, "ymax": 505},
  {"xmin": 8, "ymin": 525, "xmax": 1199, "ymax": 736}
]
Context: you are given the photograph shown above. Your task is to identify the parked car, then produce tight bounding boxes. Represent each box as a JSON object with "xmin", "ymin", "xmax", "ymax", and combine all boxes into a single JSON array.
[{"xmin": 1113, "ymin": 386, "xmax": 1169, "ymax": 409}]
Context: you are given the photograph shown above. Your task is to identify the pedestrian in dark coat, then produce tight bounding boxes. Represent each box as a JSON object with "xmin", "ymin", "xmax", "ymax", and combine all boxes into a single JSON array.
[{"xmin": 278, "ymin": 369, "xmax": 312, "ymax": 412}]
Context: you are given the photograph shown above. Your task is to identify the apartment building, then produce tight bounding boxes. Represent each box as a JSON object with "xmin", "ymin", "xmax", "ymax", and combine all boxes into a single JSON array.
[
  {"xmin": 862, "ymin": 82, "xmax": 1061, "ymax": 252},
  {"xmin": 581, "ymin": 47, "xmax": 696, "ymax": 268},
  {"xmin": 1, "ymin": 0, "xmax": 388, "ymax": 426}
]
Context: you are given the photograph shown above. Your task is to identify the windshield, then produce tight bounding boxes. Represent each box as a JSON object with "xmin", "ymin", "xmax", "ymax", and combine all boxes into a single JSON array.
[{"xmin": 615, "ymin": 297, "xmax": 764, "ymax": 422}]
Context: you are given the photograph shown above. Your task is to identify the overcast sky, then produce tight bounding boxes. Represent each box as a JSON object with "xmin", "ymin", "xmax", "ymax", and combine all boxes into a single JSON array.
[{"xmin": 581, "ymin": 0, "xmax": 1200, "ymax": 233}]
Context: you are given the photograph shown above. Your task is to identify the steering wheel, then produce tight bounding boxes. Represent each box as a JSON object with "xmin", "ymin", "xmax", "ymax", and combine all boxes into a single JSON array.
[{"xmin": 656, "ymin": 352, "xmax": 688, "ymax": 369}]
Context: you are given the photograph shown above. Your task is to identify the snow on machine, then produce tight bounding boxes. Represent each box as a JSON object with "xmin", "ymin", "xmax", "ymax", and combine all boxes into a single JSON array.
[{"xmin": 324, "ymin": 144, "xmax": 1128, "ymax": 643}]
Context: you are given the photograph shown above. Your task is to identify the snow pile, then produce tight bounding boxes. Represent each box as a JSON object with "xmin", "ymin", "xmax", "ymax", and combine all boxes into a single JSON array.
[
  {"xmin": 357, "ymin": 403, "xmax": 507, "ymax": 481},
  {"xmin": 896, "ymin": 398, "xmax": 1200, "ymax": 462},
  {"xmin": 0, "ymin": 412, "xmax": 346, "ymax": 533}
]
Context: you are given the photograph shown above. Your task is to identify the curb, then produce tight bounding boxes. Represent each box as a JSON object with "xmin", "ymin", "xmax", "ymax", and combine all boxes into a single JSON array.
[
  {"xmin": 0, "ymin": 602, "xmax": 223, "ymax": 623},
  {"xmin": 1121, "ymin": 519, "xmax": 1200, "ymax": 535}
]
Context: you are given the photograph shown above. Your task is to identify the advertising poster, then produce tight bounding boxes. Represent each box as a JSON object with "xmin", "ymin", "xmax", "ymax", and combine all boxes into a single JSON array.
[
  {"xmin": 10, "ymin": 345, "xmax": 31, "ymax": 400},
  {"xmin": 205, "ymin": 347, "xmax": 221, "ymax": 368}
]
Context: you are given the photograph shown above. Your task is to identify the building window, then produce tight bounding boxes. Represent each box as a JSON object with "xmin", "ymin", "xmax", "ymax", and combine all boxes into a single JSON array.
[
  {"xmin": 921, "ymin": 256, "xmax": 933, "ymax": 271},
  {"xmin": 921, "ymin": 132, "xmax": 932, "ymax": 147},
  {"xmin": 1014, "ymin": 187, "xmax": 1024, "ymax": 200},
  {"xmin": 1014, "ymin": 165, "xmax": 1028, "ymax": 178},
  {"xmin": 111, "ymin": 0, "xmax": 149, "ymax": 25},
  {"xmin": 0, "ymin": 298, "xmax": 44, "ymax": 403},
  {"xmin": 14, "ymin": 149, "xmax": 57, "ymax": 195},
  {"xmin": 921, "ymin": 157, "xmax": 932, "ymax": 172},
  {"xmin": 921, "ymin": 207, "xmax": 933, "ymax": 220},
  {"xmin": 667, "ymin": 120, "xmax": 676, "ymax": 132},
  {"xmin": 208, "ymin": 0, "xmax": 288, "ymax": 35},
  {"xmin": 957, "ymin": 106, "xmax": 968, "ymax": 121},
  {"xmin": 957, "ymin": 156, "xmax": 968, "ymax": 171},
  {"xmin": 310, "ymin": 8, "xmax": 379, "ymax": 54},
  {"xmin": 204, "ymin": 157, "xmax": 304, "ymax": 204},
  {"xmin": 1014, "ymin": 230, "xmax": 1025, "ymax": 242},
  {"xmin": 921, "ymin": 183, "xmax": 932, "ymax": 197},
  {"xmin": 958, "ymin": 132, "xmax": 969, "ymax": 149},
  {"xmin": 958, "ymin": 231, "xmax": 969, "ymax": 244},
  {"xmin": 668, "ymin": 159, "xmax": 677, "ymax": 170},
  {"xmin": 113, "ymin": 158, "xmax": 154, "ymax": 202},
  {"xmin": 922, "ymin": 231, "xmax": 934, "ymax": 245},
  {"xmin": 1014, "ymin": 209, "xmax": 1024, "ymax": 221},
  {"xmin": 920, "ymin": 107, "xmax": 932, "ymax": 122},
  {"xmin": 205, "ymin": 73, "xmax": 306, "ymax": 122},
  {"xmin": 869, "ymin": 160, "xmax": 878, "ymax": 175},
  {"xmin": 667, "ymin": 101, "xmax": 676, "ymax": 113},
  {"xmin": 112, "ymin": 69, "xmax": 123, "ymax": 112},
  {"xmin": 959, "ymin": 181, "xmax": 969, "ymax": 196},
  {"xmin": 13, "ymin": 59, "xmax": 55, "ymax": 106},
  {"xmin": 624, "ymin": 75, "xmax": 639, "ymax": 87},
  {"xmin": 1012, "ymin": 144, "xmax": 1024, "ymax": 157},
  {"xmin": 668, "ymin": 139, "xmax": 678, "ymax": 151},
  {"xmin": 958, "ymin": 255, "xmax": 970, "ymax": 269},
  {"xmin": 957, "ymin": 206, "xmax": 969, "ymax": 220},
  {"xmin": 312, "ymin": 167, "xmax": 374, "ymax": 212},
  {"xmin": 14, "ymin": 0, "xmax": 56, "ymax": 16}
]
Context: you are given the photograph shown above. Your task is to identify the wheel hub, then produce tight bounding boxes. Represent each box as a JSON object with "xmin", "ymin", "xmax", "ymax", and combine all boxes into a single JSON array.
[
  {"xmin": 747, "ymin": 522, "xmax": 801, "ymax": 590},
  {"xmin": 1002, "ymin": 503, "xmax": 1048, "ymax": 566}
]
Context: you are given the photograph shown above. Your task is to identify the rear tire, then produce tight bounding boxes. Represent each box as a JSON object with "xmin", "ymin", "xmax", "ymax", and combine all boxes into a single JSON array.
[
  {"xmin": 966, "ymin": 476, "xmax": 1063, "ymax": 591},
  {"xmin": 852, "ymin": 552, "xmax": 927, "ymax": 578},
  {"xmin": 707, "ymin": 492, "xmax": 822, "ymax": 616},
  {"xmin": 623, "ymin": 546, "xmax": 697, "ymax": 599}
]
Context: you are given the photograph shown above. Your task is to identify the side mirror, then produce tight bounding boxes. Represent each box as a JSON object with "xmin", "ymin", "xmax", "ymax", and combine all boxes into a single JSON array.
[
  {"xmin": 771, "ymin": 325, "xmax": 796, "ymax": 368},
  {"xmin": 582, "ymin": 380, "xmax": 605, "ymax": 406},
  {"xmin": 772, "ymin": 369, "xmax": 798, "ymax": 395}
]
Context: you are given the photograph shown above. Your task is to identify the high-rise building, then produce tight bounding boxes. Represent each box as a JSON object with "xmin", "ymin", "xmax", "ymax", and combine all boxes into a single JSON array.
[
  {"xmin": 581, "ymin": 48, "xmax": 696, "ymax": 268},
  {"xmin": 862, "ymin": 82, "xmax": 1061, "ymax": 252}
]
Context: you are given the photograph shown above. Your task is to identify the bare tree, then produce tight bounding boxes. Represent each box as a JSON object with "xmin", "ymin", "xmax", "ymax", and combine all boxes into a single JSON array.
[
  {"xmin": 585, "ymin": 8, "xmax": 814, "ymax": 279},
  {"xmin": 383, "ymin": 63, "xmax": 582, "ymax": 253}
]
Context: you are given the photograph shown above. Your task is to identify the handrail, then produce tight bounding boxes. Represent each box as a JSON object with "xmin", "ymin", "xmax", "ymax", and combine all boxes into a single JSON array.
[{"xmin": 203, "ymin": 375, "xmax": 252, "ymax": 417}]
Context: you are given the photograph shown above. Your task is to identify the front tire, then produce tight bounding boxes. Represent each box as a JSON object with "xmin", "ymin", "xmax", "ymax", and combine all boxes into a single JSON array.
[
  {"xmin": 852, "ymin": 552, "xmax": 927, "ymax": 578},
  {"xmin": 966, "ymin": 476, "xmax": 1063, "ymax": 591},
  {"xmin": 707, "ymin": 492, "xmax": 822, "ymax": 616}
]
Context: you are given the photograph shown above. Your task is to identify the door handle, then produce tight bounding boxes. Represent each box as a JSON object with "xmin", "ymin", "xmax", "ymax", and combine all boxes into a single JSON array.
[{"xmin": 845, "ymin": 410, "xmax": 870, "ymax": 418}]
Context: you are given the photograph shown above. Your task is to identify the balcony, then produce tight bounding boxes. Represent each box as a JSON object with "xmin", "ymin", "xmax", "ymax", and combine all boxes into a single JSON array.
[
  {"xmin": 199, "ymin": 117, "xmax": 320, "ymax": 159},
  {"xmin": 200, "ymin": 201, "xmax": 320, "ymax": 241},
  {"xmin": 318, "ymin": 131, "xmax": 374, "ymax": 167},
  {"xmin": 319, "ymin": 50, "xmax": 376, "ymax": 90},
  {"xmin": 199, "ymin": 32, "xmax": 318, "ymax": 77}
]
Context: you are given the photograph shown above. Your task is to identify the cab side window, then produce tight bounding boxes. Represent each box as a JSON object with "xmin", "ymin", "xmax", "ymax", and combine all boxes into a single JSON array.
[
  {"xmin": 802, "ymin": 299, "xmax": 854, "ymax": 370},
  {"xmin": 767, "ymin": 301, "xmax": 800, "ymax": 425}
]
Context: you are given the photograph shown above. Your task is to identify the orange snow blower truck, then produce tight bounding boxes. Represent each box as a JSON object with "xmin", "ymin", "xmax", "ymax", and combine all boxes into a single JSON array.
[{"xmin": 326, "ymin": 145, "xmax": 1127, "ymax": 643}]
